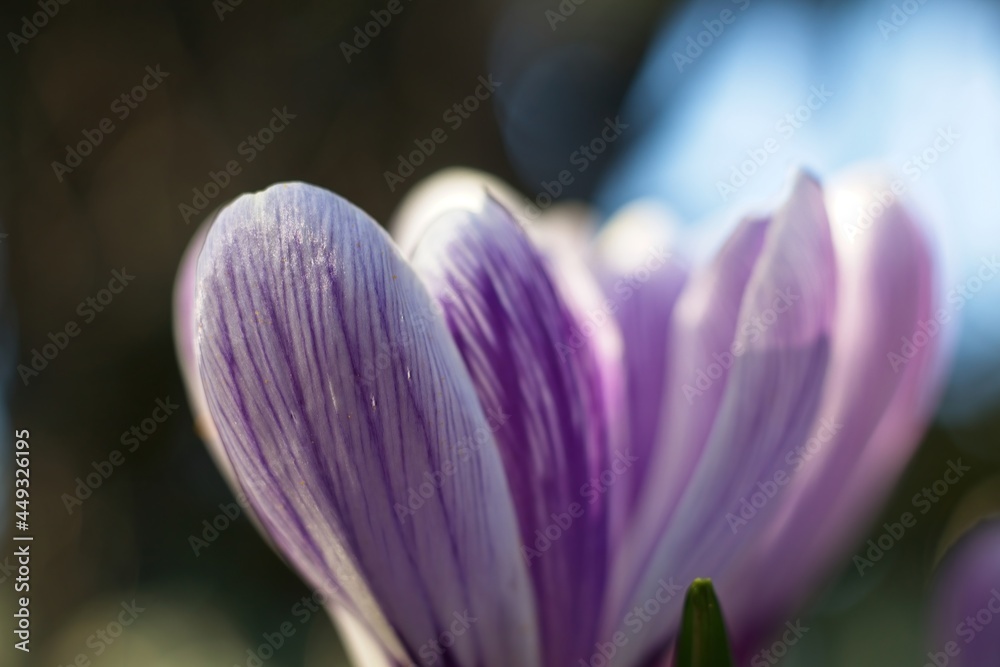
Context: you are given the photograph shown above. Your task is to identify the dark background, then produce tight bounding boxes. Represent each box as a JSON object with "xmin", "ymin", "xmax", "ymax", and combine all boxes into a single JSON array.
[
  {"xmin": 0, "ymin": 1, "xmax": 671, "ymax": 665},
  {"xmin": 0, "ymin": 1, "xmax": 997, "ymax": 666}
]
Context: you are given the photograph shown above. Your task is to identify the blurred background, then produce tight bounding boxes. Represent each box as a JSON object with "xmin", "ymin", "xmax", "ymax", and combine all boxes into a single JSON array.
[{"xmin": 0, "ymin": 0, "xmax": 998, "ymax": 665}]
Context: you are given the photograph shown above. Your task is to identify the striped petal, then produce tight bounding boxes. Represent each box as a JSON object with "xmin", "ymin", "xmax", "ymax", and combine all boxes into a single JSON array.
[
  {"xmin": 174, "ymin": 216, "xmax": 233, "ymax": 480},
  {"xmin": 195, "ymin": 182, "xmax": 540, "ymax": 667},
  {"xmin": 410, "ymin": 193, "xmax": 613, "ymax": 666},
  {"xmin": 390, "ymin": 168, "xmax": 531, "ymax": 256}
]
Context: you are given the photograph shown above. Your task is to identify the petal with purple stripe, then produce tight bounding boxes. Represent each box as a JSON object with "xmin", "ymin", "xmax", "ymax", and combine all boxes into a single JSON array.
[
  {"xmin": 390, "ymin": 168, "xmax": 530, "ymax": 256},
  {"xmin": 196, "ymin": 182, "xmax": 540, "ymax": 667},
  {"xmin": 410, "ymin": 194, "xmax": 612, "ymax": 666},
  {"xmin": 174, "ymin": 217, "xmax": 232, "ymax": 479}
]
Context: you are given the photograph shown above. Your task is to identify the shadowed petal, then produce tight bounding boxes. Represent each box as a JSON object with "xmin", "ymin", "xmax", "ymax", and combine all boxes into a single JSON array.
[
  {"xmin": 196, "ymin": 182, "xmax": 540, "ymax": 667},
  {"xmin": 410, "ymin": 194, "xmax": 612, "ymax": 666},
  {"xmin": 531, "ymin": 206, "xmax": 628, "ymax": 502}
]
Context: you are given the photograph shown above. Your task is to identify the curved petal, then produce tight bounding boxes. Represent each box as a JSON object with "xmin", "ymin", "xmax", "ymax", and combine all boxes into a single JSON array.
[
  {"xmin": 721, "ymin": 170, "xmax": 943, "ymax": 649},
  {"xmin": 174, "ymin": 223, "xmax": 202, "ymax": 401},
  {"xmin": 601, "ymin": 210, "xmax": 770, "ymax": 651},
  {"xmin": 389, "ymin": 168, "xmax": 530, "ymax": 256},
  {"xmin": 410, "ymin": 194, "xmax": 611, "ymax": 666},
  {"xmin": 196, "ymin": 182, "xmax": 540, "ymax": 667},
  {"xmin": 528, "ymin": 203, "xmax": 629, "ymax": 543},
  {"xmin": 174, "ymin": 217, "xmax": 233, "ymax": 478},
  {"xmin": 598, "ymin": 213, "xmax": 767, "ymax": 666},
  {"xmin": 930, "ymin": 519, "xmax": 1000, "ymax": 667},
  {"xmin": 607, "ymin": 172, "xmax": 837, "ymax": 666}
]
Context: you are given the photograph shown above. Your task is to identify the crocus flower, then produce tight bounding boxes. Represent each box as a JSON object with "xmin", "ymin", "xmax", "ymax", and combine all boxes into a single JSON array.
[
  {"xmin": 176, "ymin": 166, "xmax": 941, "ymax": 666},
  {"xmin": 929, "ymin": 519, "xmax": 1000, "ymax": 666}
]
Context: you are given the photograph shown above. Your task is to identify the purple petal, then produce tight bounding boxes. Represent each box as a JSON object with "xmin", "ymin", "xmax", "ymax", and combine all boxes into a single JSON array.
[
  {"xmin": 410, "ymin": 194, "xmax": 613, "ymax": 666},
  {"xmin": 389, "ymin": 168, "xmax": 531, "ymax": 256},
  {"xmin": 931, "ymin": 519, "xmax": 1000, "ymax": 667},
  {"xmin": 174, "ymin": 223, "xmax": 201, "ymax": 396},
  {"xmin": 721, "ymin": 171, "xmax": 943, "ymax": 647},
  {"xmin": 174, "ymin": 217, "xmax": 238, "ymax": 484},
  {"xmin": 606, "ymin": 172, "xmax": 837, "ymax": 665},
  {"xmin": 601, "ymin": 210, "xmax": 770, "ymax": 644},
  {"xmin": 196, "ymin": 182, "xmax": 540, "ymax": 667},
  {"xmin": 526, "ymin": 203, "xmax": 630, "ymax": 542},
  {"xmin": 591, "ymin": 202, "xmax": 687, "ymax": 525}
]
